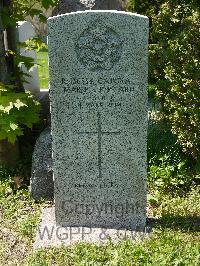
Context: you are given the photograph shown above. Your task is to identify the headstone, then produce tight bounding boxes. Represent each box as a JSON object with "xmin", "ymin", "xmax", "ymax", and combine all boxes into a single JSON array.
[
  {"xmin": 17, "ymin": 21, "xmax": 40, "ymax": 94},
  {"xmin": 31, "ymin": 0, "xmax": 128, "ymax": 205},
  {"xmin": 30, "ymin": 127, "xmax": 54, "ymax": 201},
  {"xmin": 48, "ymin": 11, "xmax": 149, "ymax": 230}
]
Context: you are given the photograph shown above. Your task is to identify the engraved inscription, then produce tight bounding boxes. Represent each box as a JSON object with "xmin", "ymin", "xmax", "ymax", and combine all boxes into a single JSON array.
[
  {"xmin": 76, "ymin": 112, "xmax": 120, "ymax": 178},
  {"xmin": 76, "ymin": 21, "xmax": 123, "ymax": 71},
  {"xmin": 61, "ymin": 77, "xmax": 136, "ymax": 111}
]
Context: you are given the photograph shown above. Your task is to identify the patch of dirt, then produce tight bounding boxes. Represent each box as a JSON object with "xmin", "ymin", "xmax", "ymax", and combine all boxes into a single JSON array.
[{"xmin": 0, "ymin": 226, "xmax": 32, "ymax": 265}]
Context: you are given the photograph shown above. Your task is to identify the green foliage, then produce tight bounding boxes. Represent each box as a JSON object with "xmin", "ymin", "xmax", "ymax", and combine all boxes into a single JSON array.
[
  {"xmin": 0, "ymin": 179, "xmax": 42, "ymax": 246},
  {"xmin": 18, "ymin": 214, "xmax": 39, "ymax": 238},
  {"xmin": 6, "ymin": 49, "xmax": 36, "ymax": 83},
  {"xmin": 1, "ymin": 0, "xmax": 58, "ymax": 28},
  {"xmin": 18, "ymin": 37, "xmax": 48, "ymax": 52},
  {"xmin": 148, "ymin": 157, "xmax": 197, "ymax": 194},
  {"xmin": 0, "ymin": 1, "xmax": 54, "ymax": 144},
  {"xmin": 148, "ymin": 122, "xmax": 199, "ymax": 193},
  {"xmin": 149, "ymin": 1, "xmax": 200, "ymax": 160},
  {"xmin": 0, "ymin": 82, "xmax": 40, "ymax": 143},
  {"xmin": 130, "ymin": 0, "xmax": 200, "ymax": 161},
  {"xmin": 0, "ymin": 165, "xmax": 15, "ymax": 182},
  {"xmin": 41, "ymin": 0, "xmax": 58, "ymax": 9},
  {"xmin": 16, "ymin": 38, "xmax": 48, "ymax": 85},
  {"xmin": 128, "ymin": 0, "xmax": 165, "ymax": 16}
]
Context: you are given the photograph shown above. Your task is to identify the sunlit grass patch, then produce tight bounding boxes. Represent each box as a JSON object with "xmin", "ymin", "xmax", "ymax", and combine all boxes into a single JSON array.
[{"xmin": 37, "ymin": 50, "xmax": 49, "ymax": 89}]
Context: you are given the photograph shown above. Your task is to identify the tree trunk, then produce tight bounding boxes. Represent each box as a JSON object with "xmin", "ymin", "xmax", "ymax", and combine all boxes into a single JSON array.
[
  {"xmin": 4, "ymin": 0, "xmax": 24, "ymax": 92},
  {"xmin": 0, "ymin": 0, "xmax": 8, "ymax": 83},
  {"xmin": 0, "ymin": 0, "xmax": 20, "ymax": 167},
  {"xmin": 53, "ymin": 0, "xmax": 128, "ymax": 15}
]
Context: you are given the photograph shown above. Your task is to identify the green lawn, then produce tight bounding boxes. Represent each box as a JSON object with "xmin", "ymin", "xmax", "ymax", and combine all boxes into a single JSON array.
[
  {"xmin": 37, "ymin": 51, "xmax": 49, "ymax": 89},
  {"xmin": 0, "ymin": 180, "xmax": 199, "ymax": 265}
]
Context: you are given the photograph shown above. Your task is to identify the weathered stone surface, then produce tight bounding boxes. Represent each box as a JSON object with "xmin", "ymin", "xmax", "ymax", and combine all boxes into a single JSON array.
[
  {"xmin": 53, "ymin": 0, "xmax": 128, "ymax": 15},
  {"xmin": 48, "ymin": 11, "xmax": 149, "ymax": 229},
  {"xmin": 30, "ymin": 127, "xmax": 54, "ymax": 201}
]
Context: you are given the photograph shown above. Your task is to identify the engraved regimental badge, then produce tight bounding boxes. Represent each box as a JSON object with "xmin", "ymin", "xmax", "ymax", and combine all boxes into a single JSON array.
[{"xmin": 76, "ymin": 20, "xmax": 123, "ymax": 71}]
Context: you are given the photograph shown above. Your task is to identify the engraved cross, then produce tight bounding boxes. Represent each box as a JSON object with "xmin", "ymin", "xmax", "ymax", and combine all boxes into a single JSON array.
[{"xmin": 76, "ymin": 112, "xmax": 120, "ymax": 178}]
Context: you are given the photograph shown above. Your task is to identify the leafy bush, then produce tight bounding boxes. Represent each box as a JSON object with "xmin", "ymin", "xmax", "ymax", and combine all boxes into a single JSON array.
[
  {"xmin": 0, "ymin": 165, "xmax": 15, "ymax": 182},
  {"xmin": 129, "ymin": 0, "xmax": 200, "ymax": 162},
  {"xmin": 0, "ymin": 82, "xmax": 40, "ymax": 143},
  {"xmin": 148, "ymin": 122, "xmax": 199, "ymax": 193},
  {"xmin": 150, "ymin": 1, "xmax": 200, "ymax": 161},
  {"xmin": 0, "ymin": 0, "xmax": 57, "ymax": 145}
]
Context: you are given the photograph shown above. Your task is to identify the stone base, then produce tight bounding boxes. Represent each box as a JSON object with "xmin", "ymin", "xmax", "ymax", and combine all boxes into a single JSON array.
[{"xmin": 33, "ymin": 207, "xmax": 151, "ymax": 249}]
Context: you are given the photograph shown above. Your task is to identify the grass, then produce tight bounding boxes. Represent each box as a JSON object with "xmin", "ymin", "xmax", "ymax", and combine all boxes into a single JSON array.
[
  {"xmin": 37, "ymin": 50, "xmax": 49, "ymax": 89},
  {"xmin": 0, "ymin": 178, "xmax": 199, "ymax": 266}
]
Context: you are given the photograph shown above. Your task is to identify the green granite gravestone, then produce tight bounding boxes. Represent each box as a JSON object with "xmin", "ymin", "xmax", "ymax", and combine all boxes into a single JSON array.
[
  {"xmin": 34, "ymin": 11, "xmax": 149, "ymax": 248},
  {"xmin": 48, "ymin": 10, "xmax": 148, "ymax": 229}
]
